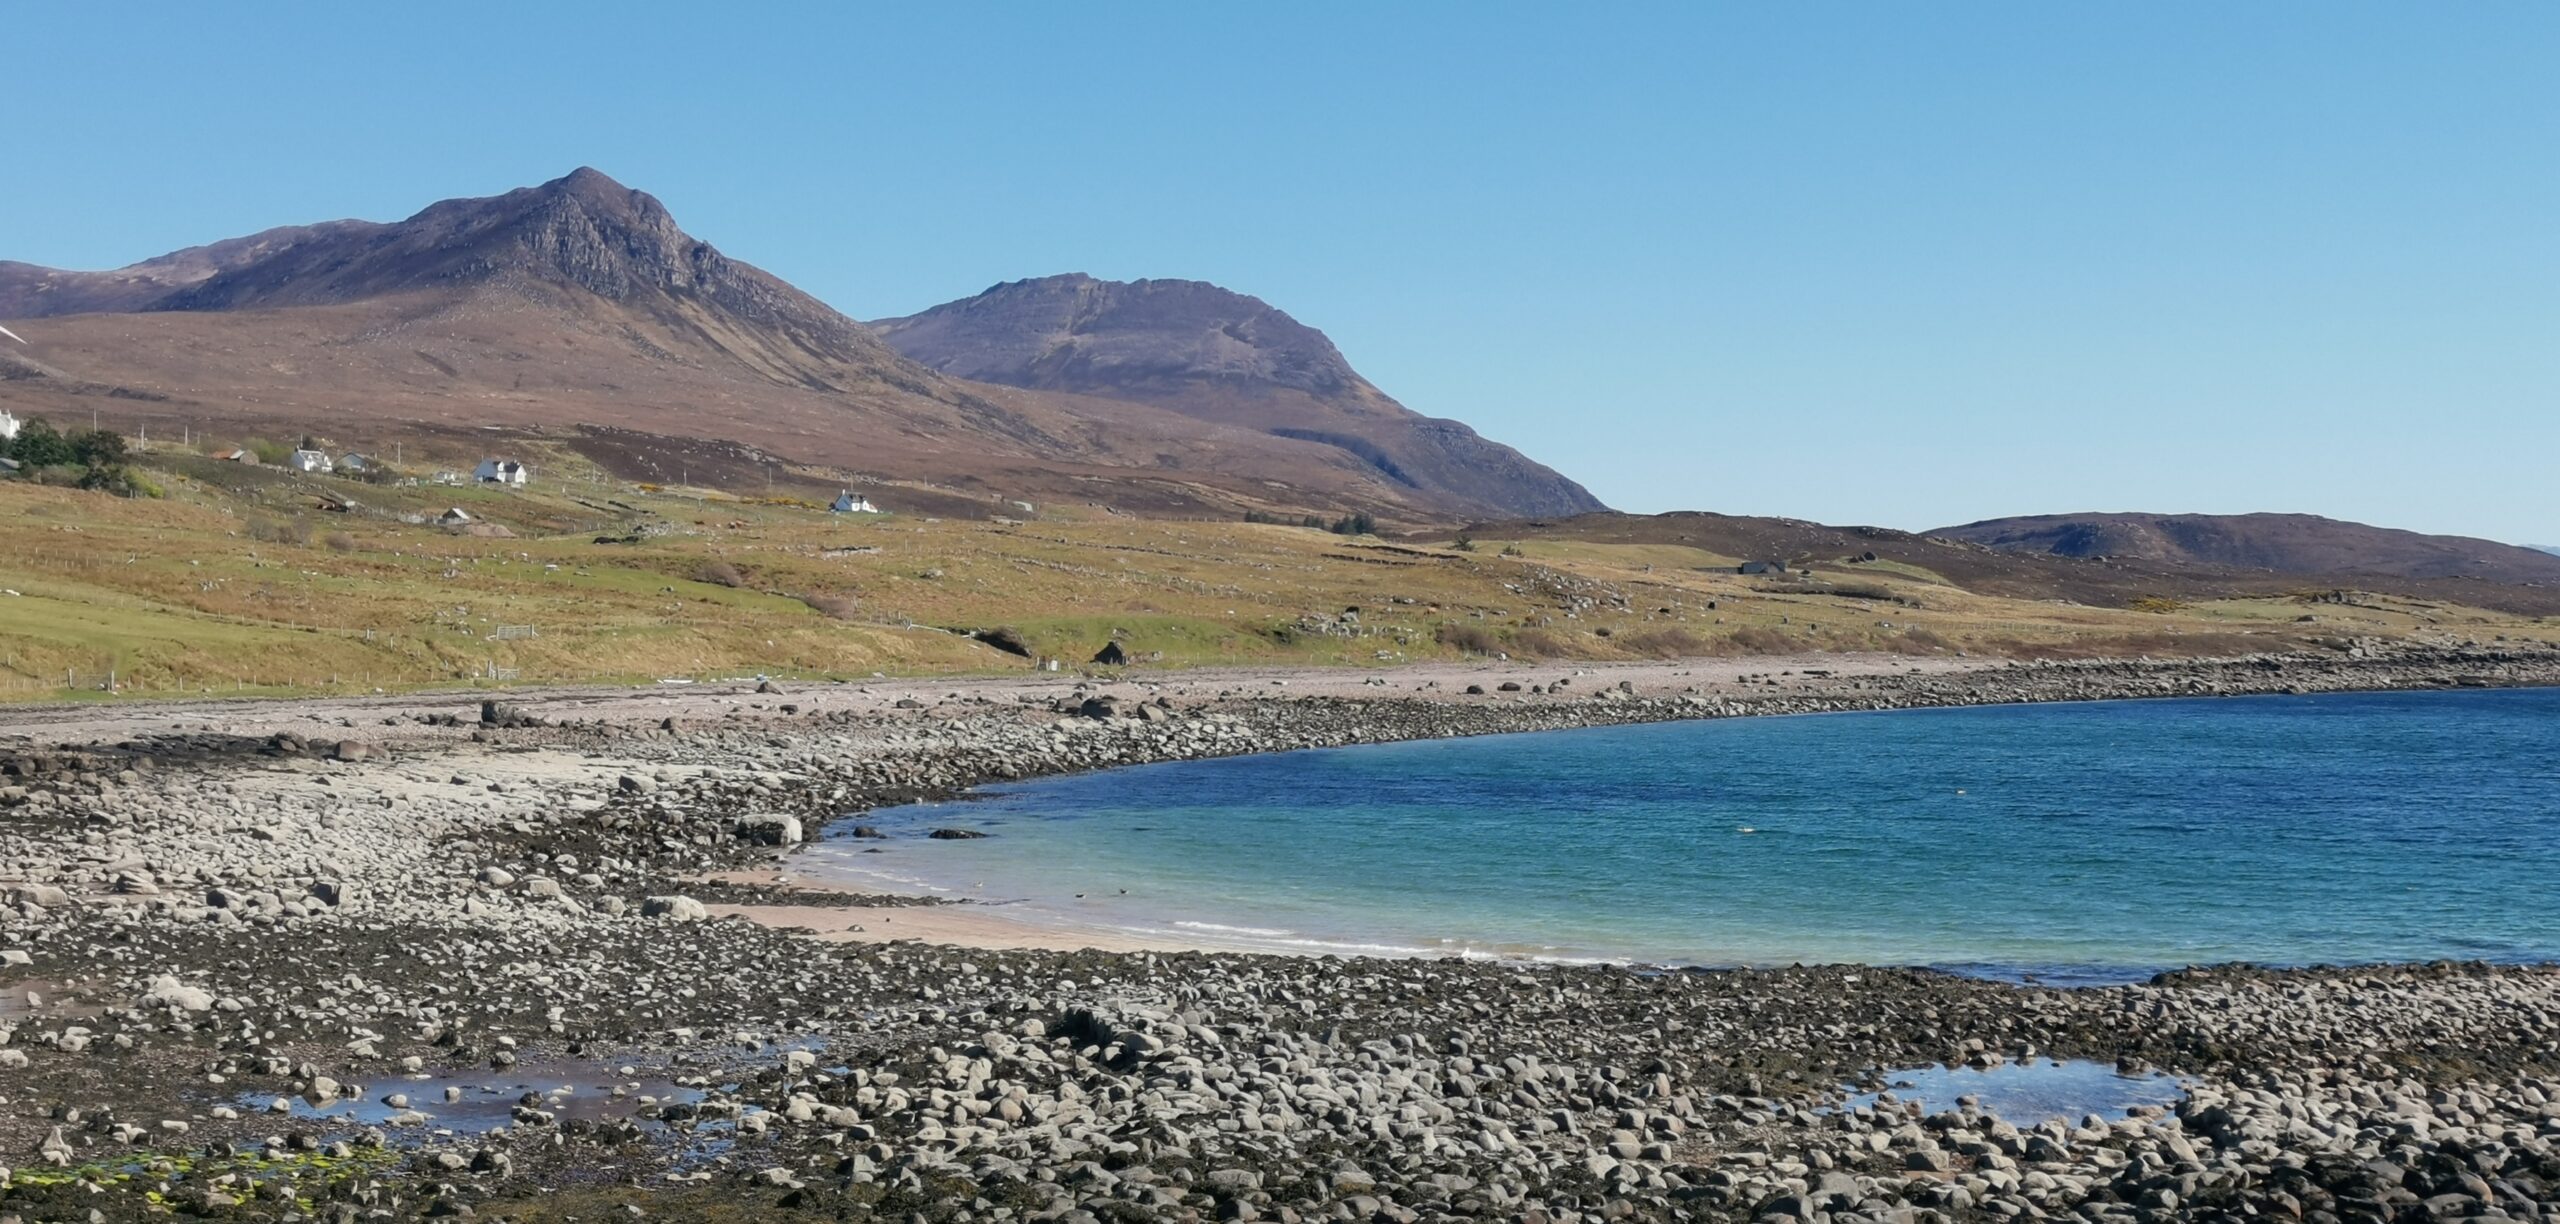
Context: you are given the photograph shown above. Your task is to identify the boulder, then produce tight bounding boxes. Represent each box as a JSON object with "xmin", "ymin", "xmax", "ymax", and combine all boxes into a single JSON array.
[
  {"xmin": 736, "ymin": 814, "xmax": 805, "ymax": 846},
  {"xmin": 642, "ymin": 895, "xmax": 708, "ymax": 921},
  {"xmin": 7, "ymin": 884, "xmax": 71, "ymax": 908},
  {"xmin": 479, "ymin": 700, "xmax": 542, "ymax": 729},
  {"xmin": 141, "ymin": 975, "xmax": 215, "ymax": 1013}
]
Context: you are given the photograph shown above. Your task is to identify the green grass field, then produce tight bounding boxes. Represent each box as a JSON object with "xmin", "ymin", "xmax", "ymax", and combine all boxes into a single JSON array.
[{"xmin": 4, "ymin": 444, "xmax": 2550, "ymax": 700}]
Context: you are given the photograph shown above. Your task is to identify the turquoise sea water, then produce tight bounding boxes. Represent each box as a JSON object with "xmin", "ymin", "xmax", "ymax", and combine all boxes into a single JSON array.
[{"xmin": 803, "ymin": 688, "xmax": 2560, "ymax": 978}]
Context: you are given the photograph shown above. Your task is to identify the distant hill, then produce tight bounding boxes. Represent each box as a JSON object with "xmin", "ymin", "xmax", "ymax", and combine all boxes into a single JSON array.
[
  {"xmin": 870, "ymin": 273, "xmax": 1604, "ymax": 519},
  {"xmin": 2533, "ymin": 545, "xmax": 2560, "ymax": 558},
  {"xmin": 1451, "ymin": 511, "xmax": 2560, "ymax": 617},
  {"xmin": 1933, "ymin": 512, "xmax": 2560, "ymax": 586},
  {"xmin": 0, "ymin": 171, "xmax": 1562, "ymax": 521}
]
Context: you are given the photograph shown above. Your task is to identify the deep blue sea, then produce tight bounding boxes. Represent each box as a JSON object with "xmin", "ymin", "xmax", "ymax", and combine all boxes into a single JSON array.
[{"xmin": 803, "ymin": 688, "xmax": 2560, "ymax": 979}]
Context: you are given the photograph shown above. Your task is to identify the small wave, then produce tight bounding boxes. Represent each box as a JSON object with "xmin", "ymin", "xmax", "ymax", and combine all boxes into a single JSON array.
[
  {"xmin": 797, "ymin": 858, "xmax": 954, "ymax": 895},
  {"xmin": 1172, "ymin": 920, "xmax": 1298, "ymax": 937},
  {"xmin": 1134, "ymin": 923, "xmax": 1635, "ymax": 966},
  {"xmin": 1121, "ymin": 926, "xmax": 1446, "ymax": 958}
]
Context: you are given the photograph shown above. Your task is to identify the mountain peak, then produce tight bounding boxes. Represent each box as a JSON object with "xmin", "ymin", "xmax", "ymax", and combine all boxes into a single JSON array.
[
  {"xmin": 554, "ymin": 164, "xmax": 625, "ymax": 192},
  {"xmin": 519, "ymin": 166, "xmax": 656, "ymax": 219},
  {"xmin": 157, "ymin": 167, "xmax": 723, "ymax": 312},
  {"xmin": 119, "ymin": 169, "xmax": 938, "ymax": 395},
  {"xmin": 876, "ymin": 273, "xmax": 1362, "ymax": 398},
  {"xmin": 871, "ymin": 274, "xmax": 1605, "ymax": 518}
]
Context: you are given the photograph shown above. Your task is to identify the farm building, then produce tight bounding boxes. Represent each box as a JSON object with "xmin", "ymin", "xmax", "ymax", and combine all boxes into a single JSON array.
[
  {"xmin": 1737, "ymin": 560, "xmax": 1791, "ymax": 576},
  {"xmin": 287, "ymin": 449, "xmax": 334, "ymax": 474},
  {"xmin": 831, "ymin": 491, "xmax": 880, "ymax": 514},
  {"xmin": 0, "ymin": 410, "xmax": 17, "ymax": 441},
  {"xmin": 474, "ymin": 459, "xmax": 529, "ymax": 486}
]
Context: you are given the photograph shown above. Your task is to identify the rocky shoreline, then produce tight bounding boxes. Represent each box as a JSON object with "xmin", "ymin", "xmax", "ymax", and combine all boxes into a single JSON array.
[{"xmin": 3, "ymin": 645, "xmax": 2559, "ymax": 1222}]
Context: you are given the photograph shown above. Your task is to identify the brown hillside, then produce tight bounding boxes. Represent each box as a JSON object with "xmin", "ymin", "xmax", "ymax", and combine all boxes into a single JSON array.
[
  {"xmin": 870, "ymin": 273, "xmax": 1604, "ymax": 520},
  {"xmin": 1455, "ymin": 511, "xmax": 2560, "ymax": 617},
  {"xmin": 0, "ymin": 221, "xmax": 379, "ymax": 318},
  {"xmin": 0, "ymin": 171, "xmax": 1519, "ymax": 522},
  {"xmin": 1936, "ymin": 513, "xmax": 2560, "ymax": 586}
]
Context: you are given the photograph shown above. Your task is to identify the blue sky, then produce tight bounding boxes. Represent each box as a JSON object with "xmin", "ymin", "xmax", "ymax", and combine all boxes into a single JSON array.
[{"xmin": 4, "ymin": 3, "xmax": 2554, "ymax": 541}]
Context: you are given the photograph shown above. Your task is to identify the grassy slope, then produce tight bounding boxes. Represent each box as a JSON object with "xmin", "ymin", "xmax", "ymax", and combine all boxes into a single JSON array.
[{"xmin": 3, "ymin": 448, "xmax": 2552, "ymax": 700}]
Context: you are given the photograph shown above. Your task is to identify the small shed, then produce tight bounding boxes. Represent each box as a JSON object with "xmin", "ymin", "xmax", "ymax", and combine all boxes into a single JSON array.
[
  {"xmin": 288, "ymin": 449, "xmax": 334, "ymax": 474},
  {"xmin": 474, "ymin": 459, "xmax": 529, "ymax": 486},
  {"xmin": 212, "ymin": 448, "xmax": 258, "ymax": 464},
  {"xmin": 1737, "ymin": 560, "xmax": 1789, "ymax": 576},
  {"xmin": 340, "ymin": 453, "xmax": 373, "ymax": 473},
  {"xmin": 437, "ymin": 507, "xmax": 475, "ymax": 527},
  {"xmin": 1091, "ymin": 641, "xmax": 1129, "ymax": 666}
]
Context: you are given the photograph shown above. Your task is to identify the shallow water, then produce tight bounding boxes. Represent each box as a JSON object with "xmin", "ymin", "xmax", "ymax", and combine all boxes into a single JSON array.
[
  {"xmin": 243, "ymin": 1074, "xmax": 711, "ymax": 1134},
  {"xmin": 804, "ymin": 687, "xmax": 2560, "ymax": 976},
  {"xmin": 1843, "ymin": 1060, "xmax": 2189, "ymax": 1125},
  {"xmin": 233, "ymin": 1051, "xmax": 797, "ymax": 1139}
]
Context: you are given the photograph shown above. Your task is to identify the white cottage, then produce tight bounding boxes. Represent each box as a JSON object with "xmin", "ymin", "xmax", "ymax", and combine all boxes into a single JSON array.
[
  {"xmin": 287, "ymin": 449, "xmax": 334, "ymax": 474},
  {"xmin": 0, "ymin": 410, "xmax": 18, "ymax": 442},
  {"xmin": 830, "ymin": 491, "xmax": 880, "ymax": 514},
  {"xmin": 474, "ymin": 459, "xmax": 529, "ymax": 487}
]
